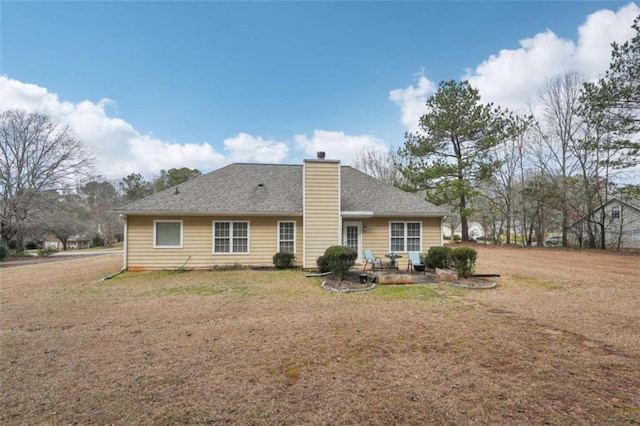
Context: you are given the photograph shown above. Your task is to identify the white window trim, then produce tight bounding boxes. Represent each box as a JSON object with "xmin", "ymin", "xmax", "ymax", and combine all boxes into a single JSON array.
[
  {"xmin": 388, "ymin": 221, "xmax": 423, "ymax": 252},
  {"xmin": 212, "ymin": 221, "xmax": 250, "ymax": 255},
  {"xmin": 611, "ymin": 207, "xmax": 621, "ymax": 219},
  {"xmin": 277, "ymin": 221, "xmax": 296, "ymax": 254},
  {"xmin": 153, "ymin": 220, "xmax": 183, "ymax": 249},
  {"xmin": 632, "ymin": 229, "xmax": 640, "ymax": 241}
]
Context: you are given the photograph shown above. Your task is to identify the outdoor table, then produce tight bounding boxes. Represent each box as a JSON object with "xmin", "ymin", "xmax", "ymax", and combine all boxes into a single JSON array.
[{"xmin": 384, "ymin": 253, "xmax": 403, "ymax": 269}]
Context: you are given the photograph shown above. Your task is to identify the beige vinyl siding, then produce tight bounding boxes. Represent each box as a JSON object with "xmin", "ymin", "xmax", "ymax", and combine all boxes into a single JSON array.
[
  {"xmin": 126, "ymin": 215, "xmax": 302, "ymax": 270},
  {"xmin": 359, "ymin": 216, "xmax": 442, "ymax": 270},
  {"xmin": 303, "ymin": 160, "xmax": 341, "ymax": 268}
]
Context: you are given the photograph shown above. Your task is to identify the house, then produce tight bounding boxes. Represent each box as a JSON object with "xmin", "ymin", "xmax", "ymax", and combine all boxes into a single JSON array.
[
  {"xmin": 443, "ymin": 221, "xmax": 485, "ymax": 239},
  {"xmin": 441, "ymin": 223, "xmax": 451, "ymax": 238},
  {"xmin": 571, "ymin": 197, "xmax": 640, "ymax": 249},
  {"xmin": 67, "ymin": 235, "xmax": 91, "ymax": 250},
  {"xmin": 43, "ymin": 235, "xmax": 63, "ymax": 250},
  {"xmin": 114, "ymin": 152, "xmax": 450, "ymax": 270},
  {"xmin": 43, "ymin": 235, "xmax": 91, "ymax": 250}
]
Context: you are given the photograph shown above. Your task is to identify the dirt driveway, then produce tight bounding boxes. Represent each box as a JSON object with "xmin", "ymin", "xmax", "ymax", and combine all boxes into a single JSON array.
[{"xmin": 1, "ymin": 248, "xmax": 639, "ymax": 424}]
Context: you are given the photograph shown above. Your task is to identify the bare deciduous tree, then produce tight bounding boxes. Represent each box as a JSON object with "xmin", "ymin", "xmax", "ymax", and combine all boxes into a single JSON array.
[
  {"xmin": 532, "ymin": 72, "xmax": 584, "ymax": 246},
  {"xmin": 486, "ymin": 117, "xmax": 532, "ymax": 244},
  {"xmin": 40, "ymin": 192, "xmax": 92, "ymax": 250},
  {"xmin": 351, "ymin": 146, "xmax": 405, "ymax": 186},
  {"xmin": 0, "ymin": 109, "xmax": 93, "ymax": 251},
  {"xmin": 80, "ymin": 179, "xmax": 123, "ymax": 247}
]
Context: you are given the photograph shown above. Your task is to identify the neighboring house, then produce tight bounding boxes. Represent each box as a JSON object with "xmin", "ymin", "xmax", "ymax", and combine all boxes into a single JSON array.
[
  {"xmin": 453, "ymin": 221, "xmax": 485, "ymax": 240},
  {"xmin": 442, "ymin": 223, "xmax": 452, "ymax": 238},
  {"xmin": 571, "ymin": 197, "xmax": 640, "ymax": 249},
  {"xmin": 68, "ymin": 235, "xmax": 91, "ymax": 250},
  {"xmin": 42, "ymin": 235, "xmax": 91, "ymax": 250},
  {"xmin": 114, "ymin": 153, "xmax": 450, "ymax": 270},
  {"xmin": 43, "ymin": 235, "xmax": 63, "ymax": 250}
]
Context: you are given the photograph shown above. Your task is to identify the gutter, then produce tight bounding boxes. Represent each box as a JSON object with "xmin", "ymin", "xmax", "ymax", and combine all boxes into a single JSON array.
[{"xmin": 113, "ymin": 210, "xmax": 304, "ymax": 217}]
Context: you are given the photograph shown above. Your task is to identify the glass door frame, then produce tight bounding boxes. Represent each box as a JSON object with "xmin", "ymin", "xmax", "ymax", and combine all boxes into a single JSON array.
[{"xmin": 342, "ymin": 221, "xmax": 363, "ymax": 264}]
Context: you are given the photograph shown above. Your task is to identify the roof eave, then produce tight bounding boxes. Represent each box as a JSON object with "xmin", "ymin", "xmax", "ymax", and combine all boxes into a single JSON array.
[
  {"xmin": 371, "ymin": 211, "xmax": 450, "ymax": 217},
  {"xmin": 114, "ymin": 210, "xmax": 303, "ymax": 217},
  {"xmin": 341, "ymin": 211, "xmax": 374, "ymax": 218}
]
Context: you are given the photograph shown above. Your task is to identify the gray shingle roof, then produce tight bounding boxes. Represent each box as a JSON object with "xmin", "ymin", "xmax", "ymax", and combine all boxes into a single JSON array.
[
  {"xmin": 115, "ymin": 163, "xmax": 449, "ymax": 217},
  {"xmin": 340, "ymin": 167, "xmax": 448, "ymax": 215}
]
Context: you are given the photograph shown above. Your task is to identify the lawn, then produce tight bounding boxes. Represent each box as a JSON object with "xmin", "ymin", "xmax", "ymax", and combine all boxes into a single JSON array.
[{"xmin": 1, "ymin": 247, "xmax": 639, "ymax": 424}]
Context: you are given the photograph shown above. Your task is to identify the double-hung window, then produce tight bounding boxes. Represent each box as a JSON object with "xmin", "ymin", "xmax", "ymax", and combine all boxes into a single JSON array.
[
  {"xmin": 612, "ymin": 207, "xmax": 621, "ymax": 219},
  {"xmin": 278, "ymin": 221, "xmax": 296, "ymax": 254},
  {"xmin": 154, "ymin": 220, "xmax": 183, "ymax": 248},
  {"xmin": 213, "ymin": 221, "xmax": 249, "ymax": 254},
  {"xmin": 389, "ymin": 222, "xmax": 422, "ymax": 252}
]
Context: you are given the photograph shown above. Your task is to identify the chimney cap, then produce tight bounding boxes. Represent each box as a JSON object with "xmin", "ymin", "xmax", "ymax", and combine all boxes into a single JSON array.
[{"xmin": 317, "ymin": 151, "xmax": 326, "ymax": 160}]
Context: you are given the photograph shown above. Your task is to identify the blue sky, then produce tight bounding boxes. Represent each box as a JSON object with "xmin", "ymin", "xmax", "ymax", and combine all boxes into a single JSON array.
[{"xmin": 1, "ymin": 1, "xmax": 638, "ymax": 179}]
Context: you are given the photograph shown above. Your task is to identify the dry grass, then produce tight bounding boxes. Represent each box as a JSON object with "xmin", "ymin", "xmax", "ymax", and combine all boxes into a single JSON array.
[{"xmin": 1, "ymin": 248, "xmax": 639, "ymax": 424}]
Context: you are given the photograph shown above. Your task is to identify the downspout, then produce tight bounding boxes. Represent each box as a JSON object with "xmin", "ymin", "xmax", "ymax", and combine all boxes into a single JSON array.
[
  {"xmin": 337, "ymin": 163, "xmax": 342, "ymax": 247},
  {"xmin": 120, "ymin": 214, "xmax": 128, "ymax": 270},
  {"xmin": 302, "ymin": 162, "xmax": 307, "ymax": 268}
]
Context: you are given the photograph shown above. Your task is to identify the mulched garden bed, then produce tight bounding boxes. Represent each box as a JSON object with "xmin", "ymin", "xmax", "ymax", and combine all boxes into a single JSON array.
[
  {"xmin": 321, "ymin": 279, "xmax": 376, "ymax": 293},
  {"xmin": 321, "ymin": 270, "xmax": 379, "ymax": 292},
  {"xmin": 442, "ymin": 277, "xmax": 497, "ymax": 289}
]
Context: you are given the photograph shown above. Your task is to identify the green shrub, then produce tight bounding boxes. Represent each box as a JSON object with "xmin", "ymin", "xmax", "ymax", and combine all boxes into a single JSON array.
[
  {"xmin": 453, "ymin": 234, "xmax": 461, "ymax": 242},
  {"xmin": 92, "ymin": 234, "xmax": 105, "ymax": 247},
  {"xmin": 424, "ymin": 246, "xmax": 452, "ymax": 269},
  {"xmin": 38, "ymin": 247, "xmax": 58, "ymax": 257},
  {"xmin": 322, "ymin": 245, "xmax": 357, "ymax": 279},
  {"xmin": 316, "ymin": 255, "xmax": 330, "ymax": 273},
  {"xmin": 449, "ymin": 247, "xmax": 477, "ymax": 278},
  {"xmin": 273, "ymin": 252, "xmax": 296, "ymax": 269},
  {"xmin": 0, "ymin": 246, "xmax": 7, "ymax": 261}
]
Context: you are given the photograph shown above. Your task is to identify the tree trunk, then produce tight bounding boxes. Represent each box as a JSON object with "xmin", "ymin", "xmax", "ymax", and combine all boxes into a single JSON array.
[
  {"xmin": 459, "ymin": 176, "xmax": 469, "ymax": 241},
  {"xmin": 506, "ymin": 204, "xmax": 512, "ymax": 244},
  {"xmin": 15, "ymin": 229, "xmax": 25, "ymax": 252}
]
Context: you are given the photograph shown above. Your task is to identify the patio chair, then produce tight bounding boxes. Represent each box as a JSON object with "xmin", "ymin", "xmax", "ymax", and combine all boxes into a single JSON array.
[
  {"xmin": 407, "ymin": 251, "xmax": 425, "ymax": 274},
  {"xmin": 363, "ymin": 249, "xmax": 383, "ymax": 271}
]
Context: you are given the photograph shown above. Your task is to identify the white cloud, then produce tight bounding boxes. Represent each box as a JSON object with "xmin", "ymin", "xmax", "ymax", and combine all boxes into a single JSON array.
[
  {"xmin": 125, "ymin": 136, "xmax": 226, "ymax": 179},
  {"xmin": 294, "ymin": 130, "xmax": 388, "ymax": 163},
  {"xmin": 0, "ymin": 76, "xmax": 290, "ymax": 179},
  {"xmin": 388, "ymin": 75, "xmax": 436, "ymax": 133},
  {"xmin": 465, "ymin": 2, "xmax": 640, "ymax": 112},
  {"xmin": 575, "ymin": 4, "xmax": 640, "ymax": 75},
  {"xmin": 390, "ymin": 2, "xmax": 640, "ymax": 127},
  {"xmin": 465, "ymin": 31, "xmax": 576, "ymax": 111},
  {"xmin": 223, "ymin": 132, "xmax": 289, "ymax": 163}
]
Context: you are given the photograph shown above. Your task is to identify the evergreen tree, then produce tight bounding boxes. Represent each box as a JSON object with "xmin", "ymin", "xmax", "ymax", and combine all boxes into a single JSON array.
[{"xmin": 399, "ymin": 80, "xmax": 525, "ymax": 241}]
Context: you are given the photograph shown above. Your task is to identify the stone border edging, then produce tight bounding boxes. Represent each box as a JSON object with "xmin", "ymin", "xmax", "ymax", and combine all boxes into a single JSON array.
[{"xmin": 321, "ymin": 280, "xmax": 377, "ymax": 293}]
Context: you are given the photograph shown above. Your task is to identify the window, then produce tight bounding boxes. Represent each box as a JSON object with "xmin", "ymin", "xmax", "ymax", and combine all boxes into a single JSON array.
[
  {"xmin": 633, "ymin": 229, "xmax": 640, "ymax": 241},
  {"xmin": 154, "ymin": 220, "xmax": 183, "ymax": 248},
  {"xmin": 389, "ymin": 222, "xmax": 422, "ymax": 252},
  {"xmin": 612, "ymin": 207, "xmax": 620, "ymax": 219},
  {"xmin": 278, "ymin": 221, "xmax": 296, "ymax": 254},
  {"xmin": 213, "ymin": 221, "xmax": 249, "ymax": 254}
]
